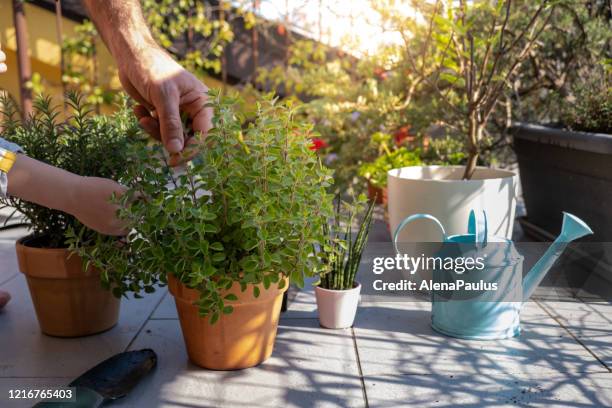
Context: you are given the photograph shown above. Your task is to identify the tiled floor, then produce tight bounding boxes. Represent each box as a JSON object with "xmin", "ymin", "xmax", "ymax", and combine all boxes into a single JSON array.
[{"xmin": 1, "ymin": 224, "xmax": 611, "ymax": 408}]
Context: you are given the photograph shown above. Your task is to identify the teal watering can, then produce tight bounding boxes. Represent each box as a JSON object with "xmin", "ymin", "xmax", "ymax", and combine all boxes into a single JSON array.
[{"xmin": 393, "ymin": 210, "xmax": 593, "ymax": 340}]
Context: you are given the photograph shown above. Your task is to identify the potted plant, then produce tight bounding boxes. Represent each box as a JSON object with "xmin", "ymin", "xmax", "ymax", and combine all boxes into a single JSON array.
[
  {"xmin": 71, "ymin": 91, "xmax": 334, "ymax": 370},
  {"xmin": 358, "ymin": 132, "xmax": 422, "ymax": 205},
  {"xmin": 512, "ymin": 69, "xmax": 611, "ymax": 241},
  {"xmin": 315, "ymin": 196, "xmax": 375, "ymax": 329},
  {"xmin": 387, "ymin": 1, "xmax": 554, "ymax": 242},
  {"xmin": 0, "ymin": 93, "xmax": 139, "ymax": 337}
]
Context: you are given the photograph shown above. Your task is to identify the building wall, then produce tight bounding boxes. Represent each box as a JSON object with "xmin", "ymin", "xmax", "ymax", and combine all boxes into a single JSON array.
[
  {"xmin": 0, "ymin": 0, "xmax": 226, "ymax": 115},
  {"xmin": 0, "ymin": 0, "xmax": 120, "ymax": 110}
]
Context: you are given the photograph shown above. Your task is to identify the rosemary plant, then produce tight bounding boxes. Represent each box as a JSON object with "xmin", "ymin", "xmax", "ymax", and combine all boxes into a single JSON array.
[
  {"xmin": 319, "ymin": 196, "xmax": 375, "ymax": 291},
  {"xmin": 0, "ymin": 93, "xmax": 140, "ymax": 247}
]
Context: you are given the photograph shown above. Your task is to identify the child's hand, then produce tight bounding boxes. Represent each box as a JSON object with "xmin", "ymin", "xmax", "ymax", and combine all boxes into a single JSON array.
[
  {"xmin": 70, "ymin": 177, "xmax": 128, "ymax": 236},
  {"xmin": 8, "ymin": 155, "xmax": 128, "ymax": 236},
  {"xmin": 0, "ymin": 45, "xmax": 7, "ymax": 73}
]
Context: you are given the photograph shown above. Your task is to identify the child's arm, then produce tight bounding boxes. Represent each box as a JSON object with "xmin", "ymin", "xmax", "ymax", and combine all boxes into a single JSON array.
[
  {"xmin": 7, "ymin": 154, "xmax": 127, "ymax": 236},
  {"xmin": 1, "ymin": 45, "xmax": 125, "ymax": 236}
]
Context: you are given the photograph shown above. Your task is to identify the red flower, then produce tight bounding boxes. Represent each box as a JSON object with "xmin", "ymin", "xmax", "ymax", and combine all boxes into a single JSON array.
[
  {"xmin": 310, "ymin": 138, "xmax": 328, "ymax": 151},
  {"xmin": 394, "ymin": 125, "xmax": 413, "ymax": 145},
  {"xmin": 374, "ymin": 67, "xmax": 388, "ymax": 81}
]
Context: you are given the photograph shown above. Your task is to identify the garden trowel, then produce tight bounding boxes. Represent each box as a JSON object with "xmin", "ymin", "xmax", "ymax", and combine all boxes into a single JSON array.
[{"xmin": 32, "ymin": 349, "xmax": 157, "ymax": 408}]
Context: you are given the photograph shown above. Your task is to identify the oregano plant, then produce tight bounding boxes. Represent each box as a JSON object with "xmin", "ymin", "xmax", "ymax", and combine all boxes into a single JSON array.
[{"xmin": 69, "ymin": 91, "xmax": 334, "ymax": 323}]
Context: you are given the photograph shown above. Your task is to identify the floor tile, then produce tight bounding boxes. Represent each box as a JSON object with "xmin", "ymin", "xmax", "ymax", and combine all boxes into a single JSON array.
[
  {"xmin": 364, "ymin": 372, "xmax": 612, "ymax": 408},
  {"xmin": 539, "ymin": 299, "xmax": 612, "ymax": 369},
  {"xmin": 354, "ymin": 301, "xmax": 606, "ymax": 377},
  {"xmin": 281, "ymin": 277, "xmax": 319, "ymax": 320},
  {"xmin": 113, "ymin": 318, "xmax": 365, "ymax": 408},
  {"xmin": 0, "ymin": 275, "xmax": 165, "ymax": 378},
  {"xmin": 150, "ymin": 291, "xmax": 176, "ymax": 319},
  {"xmin": 0, "ymin": 227, "xmax": 28, "ymax": 285}
]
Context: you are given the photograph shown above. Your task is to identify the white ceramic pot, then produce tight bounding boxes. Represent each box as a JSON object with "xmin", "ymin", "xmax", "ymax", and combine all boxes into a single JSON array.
[
  {"xmin": 315, "ymin": 283, "xmax": 361, "ymax": 329},
  {"xmin": 388, "ymin": 165, "xmax": 517, "ymax": 242}
]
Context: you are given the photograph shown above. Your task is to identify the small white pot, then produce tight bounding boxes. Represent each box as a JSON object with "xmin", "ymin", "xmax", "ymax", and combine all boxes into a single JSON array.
[
  {"xmin": 315, "ymin": 283, "xmax": 361, "ymax": 329},
  {"xmin": 388, "ymin": 165, "xmax": 517, "ymax": 242}
]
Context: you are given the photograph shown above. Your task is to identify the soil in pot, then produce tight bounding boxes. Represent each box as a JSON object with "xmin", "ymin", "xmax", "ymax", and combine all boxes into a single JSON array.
[
  {"xmin": 16, "ymin": 235, "xmax": 120, "ymax": 337},
  {"xmin": 315, "ymin": 282, "xmax": 361, "ymax": 329},
  {"xmin": 168, "ymin": 274, "xmax": 288, "ymax": 370}
]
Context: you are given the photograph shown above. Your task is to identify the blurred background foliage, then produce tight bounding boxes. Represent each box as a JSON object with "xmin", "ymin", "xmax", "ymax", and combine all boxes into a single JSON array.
[{"xmin": 4, "ymin": 0, "xmax": 610, "ymax": 193}]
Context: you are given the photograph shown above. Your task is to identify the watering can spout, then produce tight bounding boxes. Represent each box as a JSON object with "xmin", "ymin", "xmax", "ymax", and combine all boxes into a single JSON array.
[
  {"xmin": 559, "ymin": 212, "xmax": 594, "ymax": 241},
  {"xmin": 522, "ymin": 212, "xmax": 593, "ymax": 302}
]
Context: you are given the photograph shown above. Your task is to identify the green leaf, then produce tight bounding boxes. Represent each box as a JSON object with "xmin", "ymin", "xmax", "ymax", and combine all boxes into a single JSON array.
[
  {"xmin": 212, "ymin": 252, "xmax": 226, "ymax": 263},
  {"xmin": 210, "ymin": 242, "xmax": 224, "ymax": 251},
  {"xmin": 209, "ymin": 312, "xmax": 220, "ymax": 325}
]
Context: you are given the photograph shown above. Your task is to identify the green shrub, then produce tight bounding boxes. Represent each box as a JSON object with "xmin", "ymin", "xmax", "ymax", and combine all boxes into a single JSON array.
[
  {"xmin": 561, "ymin": 69, "xmax": 611, "ymax": 134},
  {"xmin": 0, "ymin": 93, "xmax": 141, "ymax": 248},
  {"xmin": 70, "ymin": 91, "xmax": 335, "ymax": 322},
  {"xmin": 420, "ymin": 137, "xmax": 466, "ymax": 166},
  {"xmin": 358, "ymin": 148, "xmax": 422, "ymax": 188}
]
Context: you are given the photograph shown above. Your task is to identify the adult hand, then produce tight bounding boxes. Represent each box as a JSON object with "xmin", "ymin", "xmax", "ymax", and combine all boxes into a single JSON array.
[
  {"xmin": 117, "ymin": 47, "xmax": 212, "ymax": 164},
  {"xmin": 80, "ymin": 0, "xmax": 211, "ymax": 163}
]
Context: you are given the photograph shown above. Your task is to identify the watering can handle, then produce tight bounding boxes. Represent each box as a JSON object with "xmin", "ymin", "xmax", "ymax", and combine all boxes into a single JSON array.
[
  {"xmin": 393, "ymin": 214, "xmax": 446, "ymax": 254},
  {"xmin": 467, "ymin": 210, "xmax": 488, "ymax": 246}
]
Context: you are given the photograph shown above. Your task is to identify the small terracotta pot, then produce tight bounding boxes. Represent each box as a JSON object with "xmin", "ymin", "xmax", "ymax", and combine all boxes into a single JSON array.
[
  {"xmin": 16, "ymin": 236, "xmax": 120, "ymax": 337},
  {"xmin": 168, "ymin": 274, "xmax": 288, "ymax": 370},
  {"xmin": 315, "ymin": 282, "xmax": 361, "ymax": 329},
  {"xmin": 367, "ymin": 182, "xmax": 384, "ymax": 204}
]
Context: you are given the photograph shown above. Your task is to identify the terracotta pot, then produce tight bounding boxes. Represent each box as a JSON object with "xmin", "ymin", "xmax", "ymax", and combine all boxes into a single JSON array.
[
  {"xmin": 315, "ymin": 283, "xmax": 361, "ymax": 329},
  {"xmin": 16, "ymin": 236, "xmax": 120, "ymax": 337},
  {"xmin": 168, "ymin": 274, "xmax": 288, "ymax": 370},
  {"xmin": 367, "ymin": 182, "xmax": 384, "ymax": 204}
]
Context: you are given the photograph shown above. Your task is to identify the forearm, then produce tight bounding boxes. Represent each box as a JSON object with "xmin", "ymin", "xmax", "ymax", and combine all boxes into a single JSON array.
[
  {"xmin": 82, "ymin": 0, "xmax": 158, "ymax": 60},
  {"xmin": 7, "ymin": 155, "xmax": 79, "ymax": 215},
  {"xmin": 7, "ymin": 155, "xmax": 127, "ymax": 236}
]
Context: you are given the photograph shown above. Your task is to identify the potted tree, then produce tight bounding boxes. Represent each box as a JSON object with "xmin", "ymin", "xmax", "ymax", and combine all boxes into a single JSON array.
[
  {"xmin": 315, "ymin": 196, "xmax": 375, "ymax": 329},
  {"xmin": 0, "ymin": 93, "xmax": 139, "ymax": 337},
  {"xmin": 71, "ymin": 91, "xmax": 334, "ymax": 370},
  {"xmin": 388, "ymin": 0, "xmax": 554, "ymax": 242},
  {"xmin": 512, "ymin": 69, "xmax": 612, "ymax": 241}
]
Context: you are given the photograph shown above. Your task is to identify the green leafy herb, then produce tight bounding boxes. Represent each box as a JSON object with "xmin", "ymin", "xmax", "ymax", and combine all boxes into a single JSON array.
[
  {"xmin": 0, "ymin": 92, "xmax": 141, "ymax": 247},
  {"xmin": 359, "ymin": 148, "xmax": 421, "ymax": 188},
  {"xmin": 70, "ymin": 90, "xmax": 335, "ymax": 321}
]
